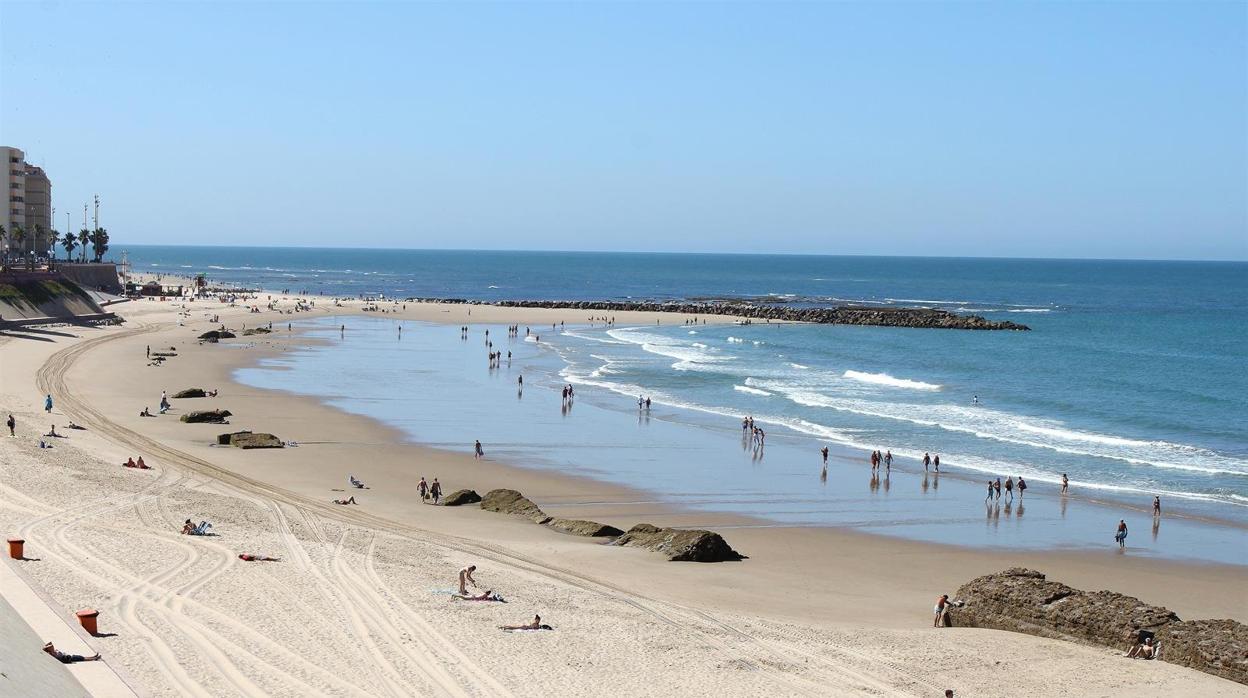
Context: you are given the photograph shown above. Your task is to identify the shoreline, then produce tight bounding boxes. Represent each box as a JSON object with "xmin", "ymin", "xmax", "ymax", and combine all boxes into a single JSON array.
[
  {"xmin": 2, "ymin": 290, "xmax": 1244, "ymax": 696},
  {"xmin": 86, "ymin": 295, "xmax": 1247, "ymax": 620}
]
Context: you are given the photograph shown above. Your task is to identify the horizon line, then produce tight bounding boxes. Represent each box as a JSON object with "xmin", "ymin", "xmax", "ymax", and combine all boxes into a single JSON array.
[{"xmin": 110, "ymin": 242, "xmax": 1248, "ymax": 265}]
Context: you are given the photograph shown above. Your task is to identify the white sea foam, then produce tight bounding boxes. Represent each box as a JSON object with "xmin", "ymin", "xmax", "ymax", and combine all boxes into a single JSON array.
[
  {"xmin": 843, "ymin": 370, "xmax": 942, "ymax": 391},
  {"xmin": 733, "ymin": 385, "xmax": 773, "ymax": 397},
  {"xmin": 726, "ymin": 337, "xmax": 744, "ymax": 344},
  {"xmin": 789, "ymin": 363, "xmax": 809, "ymax": 370}
]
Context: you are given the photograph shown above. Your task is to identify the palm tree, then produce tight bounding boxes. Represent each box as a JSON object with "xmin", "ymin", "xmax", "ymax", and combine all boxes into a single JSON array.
[
  {"xmin": 62, "ymin": 230, "xmax": 78, "ymax": 261},
  {"xmin": 78, "ymin": 228, "xmax": 90, "ymax": 263},
  {"xmin": 90, "ymin": 227, "xmax": 110, "ymax": 262},
  {"xmin": 33, "ymin": 224, "xmax": 46, "ymax": 264},
  {"xmin": 11, "ymin": 224, "xmax": 26, "ymax": 268}
]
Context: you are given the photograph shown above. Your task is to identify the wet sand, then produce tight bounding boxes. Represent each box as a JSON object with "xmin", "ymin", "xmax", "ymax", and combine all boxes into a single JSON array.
[{"xmin": 0, "ymin": 291, "xmax": 1244, "ymax": 696}]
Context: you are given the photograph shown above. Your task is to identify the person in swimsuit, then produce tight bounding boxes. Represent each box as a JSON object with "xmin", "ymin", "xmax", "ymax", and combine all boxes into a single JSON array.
[
  {"xmin": 474, "ymin": 440, "xmax": 484, "ymax": 459},
  {"xmin": 933, "ymin": 454, "xmax": 940, "ymax": 472},
  {"xmin": 500, "ymin": 615, "xmax": 545, "ymax": 630},
  {"xmin": 1153, "ymin": 496, "xmax": 1161, "ymax": 517},
  {"xmin": 1004, "ymin": 477, "xmax": 1014, "ymax": 501},
  {"xmin": 418, "ymin": 477, "xmax": 429, "ymax": 500},
  {"xmin": 43, "ymin": 642, "xmax": 101, "ymax": 663},
  {"xmin": 333, "ymin": 496, "xmax": 357, "ymax": 505},
  {"xmin": 923, "ymin": 453, "xmax": 931, "ymax": 471},
  {"xmin": 821, "ymin": 447, "xmax": 829, "ymax": 466},
  {"xmin": 1061, "ymin": 473, "xmax": 1069, "ymax": 493},
  {"xmin": 6, "ymin": 414, "xmax": 14, "ymax": 437},
  {"xmin": 238, "ymin": 554, "xmax": 280, "ymax": 562},
  {"xmin": 985, "ymin": 480, "xmax": 995, "ymax": 502},
  {"xmin": 1017, "ymin": 477, "xmax": 1027, "ymax": 499},
  {"xmin": 430, "ymin": 478, "xmax": 442, "ymax": 504},
  {"xmin": 458, "ymin": 565, "xmax": 478, "ymax": 595},
  {"xmin": 1115, "ymin": 520, "xmax": 1128, "ymax": 547}
]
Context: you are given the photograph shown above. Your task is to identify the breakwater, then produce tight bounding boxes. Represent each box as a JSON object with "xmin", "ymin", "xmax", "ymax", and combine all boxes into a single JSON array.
[{"xmin": 402, "ymin": 297, "xmax": 1030, "ymax": 330}]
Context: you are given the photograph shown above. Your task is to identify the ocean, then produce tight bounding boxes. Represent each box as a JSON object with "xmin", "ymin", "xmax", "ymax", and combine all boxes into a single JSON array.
[{"xmin": 127, "ymin": 246, "xmax": 1248, "ymax": 540}]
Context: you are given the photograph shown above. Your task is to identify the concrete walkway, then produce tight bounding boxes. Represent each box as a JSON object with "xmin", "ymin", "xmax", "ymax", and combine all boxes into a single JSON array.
[{"xmin": 0, "ymin": 556, "xmax": 140, "ymax": 698}]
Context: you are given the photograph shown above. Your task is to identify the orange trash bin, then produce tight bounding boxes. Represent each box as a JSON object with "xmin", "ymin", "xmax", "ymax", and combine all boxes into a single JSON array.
[
  {"xmin": 6, "ymin": 539, "xmax": 23, "ymax": 560},
  {"xmin": 76, "ymin": 609, "xmax": 100, "ymax": 636}
]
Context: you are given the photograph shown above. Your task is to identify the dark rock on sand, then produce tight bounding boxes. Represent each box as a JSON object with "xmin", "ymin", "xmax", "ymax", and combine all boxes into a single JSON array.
[
  {"xmin": 955, "ymin": 568, "xmax": 1248, "ymax": 685},
  {"xmin": 181, "ymin": 409, "xmax": 233, "ymax": 424},
  {"xmin": 1157, "ymin": 619, "xmax": 1248, "ymax": 685},
  {"xmin": 173, "ymin": 388, "xmax": 207, "ymax": 399},
  {"xmin": 480, "ymin": 489, "xmax": 550, "ymax": 524},
  {"xmin": 198, "ymin": 330, "xmax": 236, "ymax": 340},
  {"xmin": 242, "ymin": 327, "xmax": 272, "ymax": 336},
  {"xmin": 226, "ymin": 432, "xmax": 283, "ymax": 449},
  {"xmin": 441, "ymin": 489, "xmax": 482, "ymax": 506},
  {"xmin": 613, "ymin": 523, "xmax": 743, "ymax": 562},
  {"xmin": 545, "ymin": 518, "xmax": 625, "ymax": 538}
]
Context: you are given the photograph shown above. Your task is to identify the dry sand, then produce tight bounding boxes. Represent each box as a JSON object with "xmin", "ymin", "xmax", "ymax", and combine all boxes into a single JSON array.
[{"xmin": 0, "ymin": 292, "xmax": 1244, "ymax": 697}]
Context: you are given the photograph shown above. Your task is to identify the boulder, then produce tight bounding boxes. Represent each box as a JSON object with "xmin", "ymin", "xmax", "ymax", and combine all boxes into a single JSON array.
[
  {"xmin": 613, "ymin": 523, "xmax": 743, "ymax": 562},
  {"xmin": 180, "ymin": 409, "xmax": 232, "ymax": 424},
  {"xmin": 229, "ymin": 432, "xmax": 283, "ymax": 449},
  {"xmin": 1158, "ymin": 619, "xmax": 1248, "ymax": 685},
  {"xmin": 955, "ymin": 568, "xmax": 1248, "ymax": 685},
  {"xmin": 480, "ymin": 489, "xmax": 550, "ymax": 523},
  {"xmin": 242, "ymin": 327, "xmax": 272, "ymax": 336},
  {"xmin": 198, "ymin": 330, "xmax": 235, "ymax": 340},
  {"xmin": 954, "ymin": 568, "xmax": 1179, "ymax": 647},
  {"xmin": 545, "ymin": 518, "xmax": 624, "ymax": 538},
  {"xmin": 173, "ymin": 388, "xmax": 207, "ymax": 399},
  {"xmin": 441, "ymin": 489, "xmax": 482, "ymax": 506}
]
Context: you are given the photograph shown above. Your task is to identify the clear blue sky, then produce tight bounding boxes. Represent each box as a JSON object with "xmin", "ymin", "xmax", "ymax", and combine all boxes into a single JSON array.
[{"xmin": 2, "ymin": 2, "xmax": 1244, "ymax": 260}]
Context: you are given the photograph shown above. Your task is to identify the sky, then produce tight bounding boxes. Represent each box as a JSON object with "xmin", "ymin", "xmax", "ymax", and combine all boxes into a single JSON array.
[{"xmin": 1, "ymin": 2, "xmax": 1245, "ymax": 260}]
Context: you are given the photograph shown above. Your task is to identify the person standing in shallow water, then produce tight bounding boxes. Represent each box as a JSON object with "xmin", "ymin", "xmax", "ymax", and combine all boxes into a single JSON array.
[
  {"xmin": 1115, "ymin": 519, "xmax": 1128, "ymax": 548},
  {"xmin": 1061, "ymin": 473, "xmax": 1069, "ymax": 493},
  {"xmin": 1153, "ymin": 496, "xmax": 1161, "ymax": 517},
  {"xmin": 474, "ymin": 440, "xmax": 484, "ymax": 459},
  {"xmin": 985, "ymin": 480, "xmax": 994, "ymax": 502},
  {"xmin": 923, "ymin": 453, "xmax": 931, "ymax": 471}
]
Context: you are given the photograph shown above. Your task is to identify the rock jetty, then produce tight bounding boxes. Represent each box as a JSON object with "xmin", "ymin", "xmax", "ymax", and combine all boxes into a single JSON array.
[
  {"xmin": 403, "ymin": 298, "xmax": 1030, "ymax": 330},
  {"xmin": 955, "ymin": 568, "xmax": 1247, "ymax": 684}
]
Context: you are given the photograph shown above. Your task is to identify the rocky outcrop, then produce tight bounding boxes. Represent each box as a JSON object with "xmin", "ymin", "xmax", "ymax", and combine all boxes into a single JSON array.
[
  {"xmin": 229, "ymin": 432, "xmax": 283, "ymax": 449},
  {"xmin": 955, "ymin": 568, "xmax": 1247, "ymax": 685},
  {"xmin": 612, "ymin": 524, "xmax": 743, "ymax": 562},
  {"xmin": 198, "ymin": 330, "xmax": 235, "ymax": 340},
  {"xmin": 400, "ymin": 298, "xmax": 1030, "ymax": 331},
  {"xmin": 242, "ymin": 327, "xmax": 271, "ymax": 336},
  {"xmin": 173, "ymin": 388, "xmax": 207, "ymax": 399},
  {"xmin": 1157, "ymin": 619, "xmax": 1248, "ymax": 685},
  {"xmin": 180, "ymin": 409, "xmax": 232, "ymax": 424},
  {"xmin": 441, "ymin": 489, "xmax": 482, "ymax": 506},
  {"xmin": 480, "ymin": 489, "xmax": 550, "ymax": 523},
  {"xmin": 545, "ymin": 518, "xmax": 625, "ymax": 538}
]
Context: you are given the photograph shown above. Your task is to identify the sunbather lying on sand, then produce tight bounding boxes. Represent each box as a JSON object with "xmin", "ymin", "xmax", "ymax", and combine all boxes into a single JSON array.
[
  {"xmin": 181, "ymin": 519, "xmax": 213, "ymax": 535},
  {"xmin": 238, "ymin": 554, "xmax": 280, "ymax": 562},
  {"xmin": 349, "ymin": 475, "xmax": 366, "ymax": 489},
  {"xmin": 43, "ymin": 642, "xmax": 101, "ymax": 663},
  {"xmin": 140, "ymin": 407, "xmax": 153, "ymax": 417},
  {"xmin": 44, "ymin": 425, "xmax": 62, "ymax": 438},
  {"xmin": 500, "ymin": 615, "xmax": 550, "ymax": 630},
  {"xmin": 333, "ymin": 496, "xmax": 357, "ymax": 505},
  {"xmin": 455, "ymin": 589, "xmax": 505, "ymax": 602}
]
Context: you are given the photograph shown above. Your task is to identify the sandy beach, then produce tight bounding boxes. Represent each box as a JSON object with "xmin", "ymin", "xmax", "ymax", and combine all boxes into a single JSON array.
[{"xmin": 1, "ymin": 291, "xmax": 1245, "ymax": 697}]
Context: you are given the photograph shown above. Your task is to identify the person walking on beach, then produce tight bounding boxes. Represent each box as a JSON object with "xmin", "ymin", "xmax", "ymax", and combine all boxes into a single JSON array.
[
  {"xmin": 1017, "ymin": 477, "xmax": 1027, "ymax": 499},
  {"xmin": 474, "ymin": 440, "xmax": 484, "ymax": 459},
  {"xmin": 994, "ymin": 478, "xmax": 1002, "ymax": 500},
  {"xmin": 44, "ymin": 394, "xmax": 53, "ymax": 413},
  {"xmin": 821, "ymin": 446, "xmax": 829, "ymax": 467},
  {"xmin": 1061, "ymin": 473, "xmax": 1069, "ymax": 494},
  {"xmin": 933, "ymin": 454, "xmax": 940, "ymax": 472},
  {"xmin": 985, "ymin": 480, "xmax": 995, "ymax": 502},
  {"xmin": 884, "ymin": 450, "xmax": 892, "ymax": 470},
  {"xmin": 418, "ymin": 476, "xmax": 429, "ymax": 501},
  {"xmin": 430, "ymin": 478, "xmax": 442, "ymax": 504},
  {"xmin": 6, "ymin": 414, "xmax": 14, "ymax": 437},
  {"xmin": 1115, "ymin": 519, "xmax": 1128, "ymax": 548},
  {"xmin": 1004, "ymin": 476, "xmax": 1014, "ymax": 502},
  {"xmin": 146, "ymin": 345, "xmax": 150, "ymax": 358},
  {"xmin": 1153, "ymin": 496, "xmax": 1161, "ymax": 517},
  {"xmin": 923, "ymin": 453, "xmax": 931, "ymax": 471}
]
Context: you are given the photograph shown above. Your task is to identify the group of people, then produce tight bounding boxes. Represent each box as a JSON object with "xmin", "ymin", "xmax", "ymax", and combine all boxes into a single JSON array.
[
  {"xmin": 418, "ymin": 476, "xmax": 443, "ymax": 503},
  {"xmin": 985, "ymin": 476, "xmax": 1028, "ymax": 502},
  {"xmin": 869, "ymin": 450, "xmax": 893, "ymax": 471},
  {"xmin": 637, "ymin": 395, "xmax": 652, "ymax": 412},
  {"xmin": 457, "ymin": 565, "xmax": 550, "ymax": 630},
  {"xmin": 741, "ymin": 416, "xmax": 765, "ymax": 449}
]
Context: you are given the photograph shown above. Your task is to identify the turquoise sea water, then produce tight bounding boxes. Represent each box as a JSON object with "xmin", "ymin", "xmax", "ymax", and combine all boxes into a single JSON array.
[{"xmin": 130, "ymin": 246, "xmax": 1248, "ymax": 516}]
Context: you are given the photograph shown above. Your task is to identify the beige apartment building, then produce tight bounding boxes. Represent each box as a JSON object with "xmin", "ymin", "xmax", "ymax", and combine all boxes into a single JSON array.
[{"xmin": 1, "ymin": 146, "xmax": 55, "ymax": 259}]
